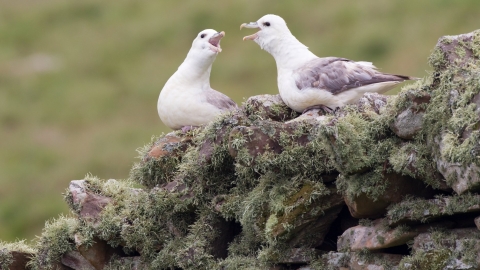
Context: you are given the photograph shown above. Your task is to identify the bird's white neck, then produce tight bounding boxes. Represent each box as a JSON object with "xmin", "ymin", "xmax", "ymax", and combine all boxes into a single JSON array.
[
  {"xmin": 262, "ymin": 34, "xmax": 317, "ymax": 71},
  {"xmin": 174, "ymin": 53, "xmax": 215, "ymax": 89}
]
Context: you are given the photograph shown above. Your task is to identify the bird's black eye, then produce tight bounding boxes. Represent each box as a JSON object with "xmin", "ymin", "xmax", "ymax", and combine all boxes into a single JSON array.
[
  {"xmin": 263, "ymin": 22, "xmax": 270, "ymax": 27},
  {"xmin": 200, "ymin": 34, "xmax": 206, "ymax": 38}
]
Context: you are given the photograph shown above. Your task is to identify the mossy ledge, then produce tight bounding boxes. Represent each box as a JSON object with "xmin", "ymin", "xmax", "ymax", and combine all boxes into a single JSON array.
[{"xmin": 3, "ymin": 30, "xmax": 480, "ymax": 270}]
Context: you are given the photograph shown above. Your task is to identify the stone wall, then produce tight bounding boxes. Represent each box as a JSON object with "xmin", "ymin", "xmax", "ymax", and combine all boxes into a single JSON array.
[{"xmin": 2, "ymin": 30, "xmax": 480, "ymax": 270}]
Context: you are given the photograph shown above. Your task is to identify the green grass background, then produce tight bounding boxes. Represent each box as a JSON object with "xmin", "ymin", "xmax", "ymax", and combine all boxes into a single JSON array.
[{"xmin": 0, "ymin": 0, "xmax": 479, "ymax": 242}]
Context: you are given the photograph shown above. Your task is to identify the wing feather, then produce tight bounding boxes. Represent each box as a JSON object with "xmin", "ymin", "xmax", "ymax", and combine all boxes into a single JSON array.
[
  {"xmin": 294, "ymin": 57, "xmax": 412, "ymax": 95},
  {"xmin": 204, "ymin": 89, "xmax": 238, "ymax": 111}
]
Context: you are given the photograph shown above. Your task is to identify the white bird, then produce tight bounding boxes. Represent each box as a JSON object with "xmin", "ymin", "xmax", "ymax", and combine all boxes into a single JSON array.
[
  {"xmin": 241, "ymin": 14, "xmax": 416, "ymax": 113},
  {"xmin": 158, "ymin": 29, "xmax": 237, "ymax": 130}
]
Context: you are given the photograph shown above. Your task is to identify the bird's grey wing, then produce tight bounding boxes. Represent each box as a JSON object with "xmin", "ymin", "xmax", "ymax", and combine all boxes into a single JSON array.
[
  {"xmin": 204, "ymin": 88, "xmax": 238, "ymax": 111},
  {"xmin": 294, "ymin": 57, "xmax": 411, "ymax": 95}
]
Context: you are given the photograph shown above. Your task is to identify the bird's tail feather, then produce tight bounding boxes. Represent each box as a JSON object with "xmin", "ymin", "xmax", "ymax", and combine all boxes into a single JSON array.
[{"xmin": 393, "ymin": 74, "xmax": 420, "ymax": 81}]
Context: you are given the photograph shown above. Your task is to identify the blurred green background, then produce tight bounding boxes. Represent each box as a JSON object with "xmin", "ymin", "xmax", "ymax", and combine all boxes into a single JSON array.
[{"xmin": 0, "ymin": 0, "xmax": 479, "ymax": 242}]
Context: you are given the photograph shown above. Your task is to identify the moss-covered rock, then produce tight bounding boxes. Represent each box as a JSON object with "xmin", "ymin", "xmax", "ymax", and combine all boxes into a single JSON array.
[
  {"xmin": 130, "ymin": 132, "xmax": 193, "ymax": 188},
  {"xmin": 342, "ymin": 171, "xmax": 436, "ymax": 219},
  {"xmin": 387, "ymin": 193, "xmax": 480, "ymax": 226},
  {"xmin": 264, "ymin": 185, "xmax": 344, "ymax": 247},
  {"xmin": 243, "ymin": 94, "xmax": 299, "ymax": 122},
  {"xmin": 314, "ymin": 251, "xmax": 403, "ymax": 270},
  {"xmin": 337, "ymin": 218, "xmax": 453, "ymax": 251},
  {"xmin": 5, "ymin": 29, "xmax": 480, "ymax": 270},
  {"xmin": 0, "ymin": 240, "xmax": 35, "ymax": 270},
  {"xmin": 399, "ymin": 228, "xmax": 480, "ymax": 269},
  {"xmin": 423, "ymin": 30, "xmax": 480, "ymax": 194}
]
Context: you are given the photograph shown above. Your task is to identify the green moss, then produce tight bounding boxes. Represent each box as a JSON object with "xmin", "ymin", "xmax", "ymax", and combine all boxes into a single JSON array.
[
  {"xmin": 0, "ymin": 248, "xmax": 14, "ymax": 269},
  {"xmin": 29, "ymin": 216, "xmax": 78, "ymax": 270},
  {"xmin": 336, "ymin": 165, "xmax": 389, "ymax": 202},
  {"xmin": 389, "ymin": 142, "xmax": 443, "ymax": 189},
  {"xmin": 176, "ymin": 112, "xmax": 244, "ymax": 207},
  {"xmin": 314, "ymin": 252, "xmax": 351, "ymax": 270},
  {"xmin": 455, "ymin": 45, "xmax": 467, "ymax": 60},
  {"xmin": 270, "ymin": 102, "xmax": 298, "ymax": 121},
  {"xmin": 104, "ymin": 255, "xmax": 143, "ymax": 270},
  {"xmin": 218, "ymin": 255, "xmax": 268, "ymax": 270},
  {"xmin": 428, "ymin": 43, "xmax": 448, "ymax": 70},
  {"xmin": 422, "ymin": 59, "xmax": 480, "ymax": 163},
  {"xmin": 376, "ymin": 235, "xmax": 385, "ymax": 245},
  {"xmin": 399, "ymin": 249, "xmax": 450, "ymax": 270},
  {"xmin": 265, "ymin": 182, "xmax": 330, "ymax": 241},
  {"xmin": 358, "ymin": 219, "xmax": 373, "ymax": 227},
  {"xmin": 129, "ymin": 133, "xmax": 188, "ymax": 188},
  {"xmin": 0, "ymin": 240, "xmax": 35, "ymax": 269},
  {"xmin": 243, "ymin": 96, "xmax": 298, "ymax": 123},
  {"xmin": 387, "ymin": 193, "xmax": 480, "ymax": 224},
  {"xmin": 233, "ymin": 120, "xmax": 337, "ymax": 182},
  {"xmin": 472, "ymin": 31, "xmax": 480, "ymax": 59},
  {"xmin": 264, "ymin": 214, "xmax": 278, "ymax": 237},
  {"xmin": 112, "ymin": 188, "xmax": 194, "ymax": 261},
  {"xmin": 170, "ymin": 216, "xmax": 217, "ymax": 269},
  {"xmin": 400, "ymin": 228, "xmax": 480, "ymax": 269}
]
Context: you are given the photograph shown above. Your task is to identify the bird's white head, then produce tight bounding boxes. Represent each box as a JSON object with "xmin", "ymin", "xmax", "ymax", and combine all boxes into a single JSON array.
[
  {"xmin": 191, "ymin": 29, "xmax": 224, "ymax": 55},
  {"xmin": 240, "ymin": 14, "xmax": 315, "ymax": 69},
  {"xmin": 240, "ymin": 14, "xmax": 292, "ymax": 51},
  {"xmin": 183, "ymin": 29, "xmax": 225, "ymax": 69}
]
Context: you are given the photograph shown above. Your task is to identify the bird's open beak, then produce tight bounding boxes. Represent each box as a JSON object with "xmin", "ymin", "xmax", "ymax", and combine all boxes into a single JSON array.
[
  {"xmin": 208, "ymin": 31, "xmax": 225, "ymax": 53},
  {"xmin": 240, "ymin": 22, "xmax": 260, "ymax": 41}
]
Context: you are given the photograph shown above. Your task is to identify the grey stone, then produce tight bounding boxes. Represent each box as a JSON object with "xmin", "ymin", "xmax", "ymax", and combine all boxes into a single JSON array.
[
  {"xmin": 145, "ymin": 132, "xmax": 192, "ymax": 160},
  {"xmin": 387, "ymin": 193, "xmax": 480, "ymax": 226},
  {"xmin": 436, "ymin": 148, "xmax": 480, "ymax": 194},
  {"xmin": 228, "ymin": 121, "xmax": 311, "ymax": 166},
  {"xmin": 338, "ymin": 219, "xmax": 453, "ymax": 251},
  {"xmin": 357, "ymin": 93, "xmax": 388, "ymax": 114},
  {"xmin": 390, "ymin": 91, "xmax": 430, "ymax": 140},
  {"xmin": 412, "ymin": 228, "xmax": 480, "ymax": 269},
  {"xmin": 475, "ymin": 216, "xmax": 480, "ymax": 230},
  {"xmin": 69, "ymin": 180, "xmax": 112, "ymax": 227},
  {"xmin": 345, "ymin": 173, "xmax": 435, "ymax": 219},
  {"xmin": 275, "ymin": 248, "xmax": 322, "ymax": 264},
  {"xmin": 265, "ymin": 186, "xmax": 344, "ymax": 247},
  {"xmin": 322, "ymin": 252, "xmax": 402, "ymax": 270},
  {"xmin": 428, "ymin": 30, "xmax": 480, "ymax": 194},
  {"xmin": 61, "ymin": 251, "xmax": 96, "ymax": 270},
  {"xmin": 243, "ymin": 94, "xmax": 298, "ymax": 122},
  {"xmin": 6, "ymin": 251, "xmax": 31, "ymax": 270},
  {"xmin": 392, "ymin": 109, "xmax": 425, "ymax": 140}
]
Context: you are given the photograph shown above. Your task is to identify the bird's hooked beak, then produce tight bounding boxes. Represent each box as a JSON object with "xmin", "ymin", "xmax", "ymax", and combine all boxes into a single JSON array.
[
  {"xmin": 240, "ymin": 22, "xmax": 260, "ymax": 41},
  {"xmin": 208, "ymin": 31, "xmax": 225, "ymax": 53}
]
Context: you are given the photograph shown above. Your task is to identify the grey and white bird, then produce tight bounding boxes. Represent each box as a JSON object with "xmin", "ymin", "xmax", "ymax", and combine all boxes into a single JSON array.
[
  {"xmin": 158, "ymin": 29, "xmax": 237, "ymax": 130},
  {"xmin": 241, "ymin": 14, "xmax": 416, "ymax": 113}
]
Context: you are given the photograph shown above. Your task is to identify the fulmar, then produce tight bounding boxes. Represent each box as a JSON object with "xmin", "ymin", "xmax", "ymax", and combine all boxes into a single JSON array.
[
  {"xmin": 157, "ymin": 29, "xmax": 237, "ymax": 130},
  {"xmin": 241, "ymin": 14, "xmax": 416, "ymax": 113}
]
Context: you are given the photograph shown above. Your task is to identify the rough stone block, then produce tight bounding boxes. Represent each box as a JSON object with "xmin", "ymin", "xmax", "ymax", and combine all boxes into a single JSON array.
[
  {"xmin": 265, "ymin": 186, "xmax": 344, "ymax": 247},
  {"xmin": 146, "ymin": 132, "xmax": 192, "ymax": 160},
  {"xmin": 61, "ymin": 251, "xmax": 96, "ymax": 270},
  {"xmin": 344, "ymin": 172, "xmax": 435, "ymax": 219},
  {"xmin": 338, "ymin": 219, "xmax": 453, "ymax": 251},
  {"xmin": 390, "ymin": 91, "xmax": 430, "ymax": 140},
  {"xmin": 243, "ymin": 94, "xmax": 298, "ymax": 122},
  {"xmin": 387, "ymin": 193, "xmax": 480, "ymax": 226},
  {"xmin": 69, "ymin": 180, "xmax": 112, "ymax": 226},
  {"xmin": 322, "ymin": 252, "xmax": 403, "ymax": 270},
  {"xmin": 410, "ymin": 228, "xmax": 480, "ymax": 269}
]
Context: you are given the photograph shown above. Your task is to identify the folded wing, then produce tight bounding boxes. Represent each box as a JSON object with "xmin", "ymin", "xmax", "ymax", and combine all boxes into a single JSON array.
[
  {"xmin": 205, "ymin": 88, "xmax": 238, "ymax": 111},
  {"xmin": 294, "ymin": 57, "xmax": 412, "ymax": 95}
]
